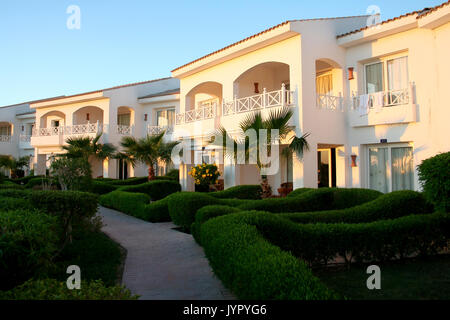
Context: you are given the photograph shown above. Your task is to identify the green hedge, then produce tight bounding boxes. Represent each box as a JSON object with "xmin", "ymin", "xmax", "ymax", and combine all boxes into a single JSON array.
[
  {"xmin": 0, "ymin": 189, "xmax": 30, "ymax": 199},
  {"xmin": 107, "ymin": 177, "xmax": 149, "ymax": 186},
  {"xmin": 99, "ymin": 190, "xmax": 150, "ymax": 218},
  {"xmin": 0, "ymin": 279, "xmax": 138, "ymax": 300},
  {"xmin": 25, "ymin": 177, "xmax": 58, "ymax": 189},
  {"xmin": 199, "ymin": 211, "xmax": 338, "ymax": 299},
  {"xmin": 118, "ymin": 180, "xmax": 181, "ymax": 200},
  {"xmin": 191, "ymin": 205, "xmax": 241, "ymax": 243},
  {"xmin": 141, "ymin": 197, "xmax": 171, "ymax": 222},
  {"xmin": 282, "ymin": 190, "xmax": 433, "ymax": 224},
  {"xmin": 90, "ymin": 180, "xmax": 119, "ymax": 195},
  {"xmin": 0, "ymin": 196, "xmax": 33, "ymax": 211},
  {"xmin": 287, "ymin": 188, "xmax": 315, "ymax": 197},
  {"xmin": 164, "ymin": 169, "xmax": 179, "ymax": 181},
  {"xmin": 237, "ymin": 188, "xmax": 382, "ymax": 213},
  {"xmin": 29, "ymin": 191, "xmax": 99, "ymax": 244},
  {"xmin": 254, "ymin": 211, "xmax": 450, "ymax": 266},
  {"xmin": 9, "ymin": 175, "xmax": 44, "ymax": 185},
  {"xmin": 210, "ymin": 185, "xmax": 262, "ymax": 200},
  {"xmin": 0, "ymin": 210, "xmax": 58, "ymax": 290},
  {"xmin": 418, "ymin": 152, "xmax": 450, "ymax": 212},
  {"xmin": 0, "ymin": 183, "xmax": 25, "ymax": 190}
]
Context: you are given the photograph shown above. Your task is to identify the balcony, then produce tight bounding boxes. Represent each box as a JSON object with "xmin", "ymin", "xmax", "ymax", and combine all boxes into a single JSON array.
[
  {"xmin": 176, "ymin": 102, "xmax": 217, "ymax": 125},
  {"xmin": 31, "ymin": 122, "xmax": 105, "ymax": 147},
  {"xmin": 114, "ymin": 124, "xmax": 133, "ymax": 136},
  {"xmin": 147, "ymin": 125, "xmax": 174, "ymax": 135},
  {"xmin": 316, "ymin": 94, "xmax": 344, "ymax": 111},
  {"xmin": 19, "ymin": 134, "xmax": 32, "ymax": 149},
  {"xmin": 222, "ymin": 87, "xmax": 294, "ymax": 116},
  {"xmin": 0, "ymin": 135, "xmax": 12, "ymax": 143},
  {"xmin": 349, "ymin": 83, "xmax": 416, "ymax": 127}
]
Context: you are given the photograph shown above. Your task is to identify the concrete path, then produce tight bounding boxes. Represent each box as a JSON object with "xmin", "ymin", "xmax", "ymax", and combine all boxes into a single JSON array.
[{"xmin": 98, "ymin": 206, "xmax": 234, "ymax": 300}]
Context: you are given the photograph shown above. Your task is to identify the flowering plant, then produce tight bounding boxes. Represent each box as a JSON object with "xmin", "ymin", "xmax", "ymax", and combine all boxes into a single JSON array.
[{"xmin": 188, "ymin": 163, "xmax": 220, "ymax": 186}]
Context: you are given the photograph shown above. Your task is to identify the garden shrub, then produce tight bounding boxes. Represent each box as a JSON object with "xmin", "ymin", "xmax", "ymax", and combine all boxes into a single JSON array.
[
  {"xmin": 25, "ymin": 177, "xmax": 58, "ymax": 189},
  {"xmin": 0, "ymin": 183, "xmax": 25, "ymax": 190},
  {"xmin": 254, "ymin": 211, "xmax": 450, "ymax": 266},
  {"xmin": 0, "ymin": 210, "xmax": 59, "ymax": 290},
  {"xmin": 107, "ymin": 177, "xmax": 149, "ymax": 186},
  {"xmin": 141, "ymin": 197, "xmax": 171, "ymax": 222},
  {"xmin": 287, "ymin": 188, "xmax": 314, "ymax": 197},
  {"xmin": 0, "ymin": 279, "xmax": 138, "ymax": 300},
  {"xmin": 118, "ymin": 180, "xmax": 181, "ymax": 200},
  {"xmin": 237, "ymin": 188, "xmax": 382, "ymax": 213},
  {"xmin": 29, "ymin": 191, "xmax": 100, "ymax": 245},
  {"xmin": 0, "ymin": 189, "xmax": 30, "ymax": 198},
  {"xmin": 9, "ymin": 175, "xmax": 44, "ymax": 185},
  {"xmin": 164, "ymin": 169, "xmax": 179, "ymax": 181},
  {"xmin": 210, "ymin": 185, "xmax": 263, "ymax": 200},
  {"xmin": 283, "ymin": 190, "xmax": 433, "ymax": 224},
  {"xmin": 90, "ymin": 180, "xmax": 119, "ymax": 195},
  {"xmin": 199, "ymin": 211, "xmax": 338, "ymax": 300},
  {"xmin": 0, "ymin": 196, "xmax": 33, "ymax": 211},
  {"xmin": 99, "ymin": 191, "xmax": 150, "ymax": 219},
  {"xmin": 418, "ymin": 151, "xmax": 450, "ymax": 212},
  {"xmin": 191, "ymin": 205, "xmax": 241, "ymax": 243},
  {"xmin": 168, "ymin": 192, "xmax": 220, "ymax": 229}
]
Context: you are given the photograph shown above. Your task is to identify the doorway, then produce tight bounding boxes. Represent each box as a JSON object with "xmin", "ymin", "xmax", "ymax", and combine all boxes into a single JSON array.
[
  {"xmin": 118, "ymin": 159, "xmax": 129, "ymax": 180},
  {"xmin": 317, "ymin": 148, "xmax": 336, "ymax": 188}
]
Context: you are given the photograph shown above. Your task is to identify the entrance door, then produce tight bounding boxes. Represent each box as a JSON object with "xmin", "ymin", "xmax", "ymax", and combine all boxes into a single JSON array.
[
  {"xmin": 317, "ymin": 148, "xmax": 336, "ymax": 188},
  {"xmin": 118, "ymin": 159, "xmax": 129, "ymax": 180}
]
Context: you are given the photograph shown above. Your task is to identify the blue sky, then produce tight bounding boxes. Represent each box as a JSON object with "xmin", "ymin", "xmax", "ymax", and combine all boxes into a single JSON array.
[{"xmin": 0, "ymin": 0, "xmax": 443, "ymax": 106}]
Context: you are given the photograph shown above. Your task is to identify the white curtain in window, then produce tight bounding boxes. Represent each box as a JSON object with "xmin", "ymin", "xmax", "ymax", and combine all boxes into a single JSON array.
[
  {"xmin": 167, "ymin": 110, "xmax": 175, "ymax": 127},
  {"xmin": 391, "ymin": 147, "xmax": 413, "ymax": 191},
  {"xmin": 366, "ymin": 63, "xmax": 383, "ymax": 94},
  {"xmin": 369, "ymin": 148, "xmax": 388, "ymax": 193},
  {"xmin": 387, "ymin": 57, "xmax": 408, "ymax": 91},
  {"xmin": 316, "ymin": 73, "xmax": 333, "ymax": 95},
  {"xmin": 117, "ymin": 113, "xmax": 131, "ymax": 126}
]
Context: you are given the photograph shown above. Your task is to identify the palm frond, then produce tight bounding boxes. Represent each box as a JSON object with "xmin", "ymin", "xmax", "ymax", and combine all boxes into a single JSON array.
[{"xmin": 287, "ymin": 133, "xmax": 310, "ymax": 159}]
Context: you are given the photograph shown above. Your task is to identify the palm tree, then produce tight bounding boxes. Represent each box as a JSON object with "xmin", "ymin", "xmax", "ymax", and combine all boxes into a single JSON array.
[
  {"xmin": 210, "ymin": 107, "xmax": 310, "ymax": 195},
  {"xmin": 120, "ymin": 131, "xmax": 180, "ymax": 181},
  {"xmin": 0, "ymin": 155, "xmax": 31, "ymax": 179},
  {"xmin": 60, "ymin": 133, "xmax": 116, "ymax": 175}
]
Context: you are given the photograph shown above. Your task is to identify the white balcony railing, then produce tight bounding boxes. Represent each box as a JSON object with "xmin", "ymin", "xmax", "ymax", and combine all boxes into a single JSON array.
[
  {"xmin": 19, "ymin": 134, "xmax": 31, "ymax": 142},
  {"xmin": 32, "ymin": 122, "xmax": 104, "ymax": 137},
  {"xmin": 316, "ymin": 94, "xmax": 344, "ymax": 111},
  {"xmin": 351, "ymin": 85, "xmax": 412, "ymax": 114},
  {"xmin": 147, "ymin": 125, "xmax": 174, "ymax": 135},
  {"xmin": 176, "ymin": 102, "xmax": 217, "ymax": 124},
  {"xmin": 0, "ymin": 135, "xmax": 12, "ymax": 142},
  {"xmin": 115, "ymin": 124, "xmax": 133, "ymax": 135},
  {"xmin": 223, "ymin": 86, "xmax": 294, "ymax": 116}
]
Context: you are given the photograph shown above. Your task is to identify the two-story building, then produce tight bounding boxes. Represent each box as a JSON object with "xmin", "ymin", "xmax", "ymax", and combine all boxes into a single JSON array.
[{"xmin": 171, "ymin": 2, "xmax": 450, "ymax": 193}]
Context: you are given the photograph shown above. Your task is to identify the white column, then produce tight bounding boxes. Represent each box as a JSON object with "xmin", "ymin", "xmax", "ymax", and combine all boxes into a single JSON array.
[
  {"xmin": 224, "ymin": 156, "xmax": 236, "ymax": 189},
  {"xmin": 103, "ymin": 159, "xmax": 109, "ymax": 178}
]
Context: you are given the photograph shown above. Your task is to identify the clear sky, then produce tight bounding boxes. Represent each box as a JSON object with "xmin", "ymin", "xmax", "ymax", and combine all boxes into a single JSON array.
[{"xmin": 0, "ymin": 0, "xmax": 444, "ymax": 106}]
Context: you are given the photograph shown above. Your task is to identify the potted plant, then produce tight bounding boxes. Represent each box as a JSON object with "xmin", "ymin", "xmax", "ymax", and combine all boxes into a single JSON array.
[{"xmin": 188, "ymin": 163, "xmax": 221, "ymax": 192}]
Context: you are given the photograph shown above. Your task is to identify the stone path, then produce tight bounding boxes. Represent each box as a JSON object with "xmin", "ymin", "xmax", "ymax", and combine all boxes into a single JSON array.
[{"xmin": 98, "ymin": 206, "xmax": 234, "ymax": 300}]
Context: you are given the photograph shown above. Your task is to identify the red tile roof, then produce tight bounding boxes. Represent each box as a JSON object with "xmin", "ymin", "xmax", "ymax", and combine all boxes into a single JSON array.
[
  {"xmin": 171, "ymin": 15, "xmax": 370, "ymax": 74},
  {"xmin": 337, "ymin": 1, "xmax": 450, "ymax": 38}
]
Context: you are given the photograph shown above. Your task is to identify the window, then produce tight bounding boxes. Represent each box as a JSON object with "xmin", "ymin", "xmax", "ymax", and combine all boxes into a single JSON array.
[
  {"xmin": 51, "ymin": 120, "xmax": 60, "ymax": 127},
  {"xmin": 156, "ymin": 109, "xmax": 175, "ymax": 127},
  {"xmin": 117, "ymin": 113, "xmax": 131, "ymax": 126},
  {"xmin": 0, "ymin": 125, "xmax": 11, "ymax": 136},
  {"xmin": 316, "ymin": 72, "xmax": 333, "ymax": 95},
  {"xmin": 364, "ymin": 56, "xmax": 409, "ymax": 94},
  {"xmin": 368, "ymin": 144, "xmax": 413, "ymax": 193}
]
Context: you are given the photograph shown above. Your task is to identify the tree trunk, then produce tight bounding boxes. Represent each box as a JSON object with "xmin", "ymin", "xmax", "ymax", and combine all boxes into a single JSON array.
[{"xmin": 148, "ymin": 165, "xmax": 155, "ymax": 181}]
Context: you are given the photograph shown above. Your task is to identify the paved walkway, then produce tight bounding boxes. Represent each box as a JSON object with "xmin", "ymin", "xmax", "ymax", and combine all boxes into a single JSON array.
[{"xmin": 98, "ymin": 206, "xmax": 234, "ymax": 300}]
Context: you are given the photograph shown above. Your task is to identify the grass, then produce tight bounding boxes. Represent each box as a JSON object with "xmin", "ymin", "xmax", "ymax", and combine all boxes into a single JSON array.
[
  {"xmin": 314, "ymin": 254, "xmax": 450, "ymax": 300},
  {"xmin": 49, "ymin": 229, "xmax": 125, "ymax": 287}
]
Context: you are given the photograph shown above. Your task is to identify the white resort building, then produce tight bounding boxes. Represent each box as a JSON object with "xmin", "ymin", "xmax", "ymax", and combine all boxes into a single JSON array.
[{"xmin": 1, "ymin": 2, "xmax": 449, "ymax": 194}]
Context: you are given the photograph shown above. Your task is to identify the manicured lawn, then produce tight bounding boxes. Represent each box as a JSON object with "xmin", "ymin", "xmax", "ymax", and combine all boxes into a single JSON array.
[
  {"xmin": 49, "ymin": 230, "xmax": 125, "ymax": 286},
  {"xmin": 314, "ymin": 254, "xmax": 450, "ymax": 300}
]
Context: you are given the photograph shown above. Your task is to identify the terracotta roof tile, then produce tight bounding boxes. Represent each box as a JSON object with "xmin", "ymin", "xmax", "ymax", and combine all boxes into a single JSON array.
[{"xmin": 337, "ymin": 1, "xmax": 450, "ymax": 38}]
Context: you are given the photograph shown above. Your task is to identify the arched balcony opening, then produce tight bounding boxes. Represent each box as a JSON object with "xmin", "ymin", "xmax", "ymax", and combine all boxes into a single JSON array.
[
  {"xmin": 225, "ymin": 62, "xmax": 292, "ymax": 116},
  {"xmin": 315, "ymin": 58, "xmax": 344, "ymax": 110},
  {"xmin": 70, "ymin": 106, "xmax": 104, "ymax": 135},
  {"xmin": 116, "ymin": 106, "xmax": 134, "ymax": 135},
  {"xmin": 35, "ymin": 111, "xmax": 66, "ymax": 136},
  {"xmin": 178, "ymin": 81, "xmax": 222, "ymax": 124},
  {"xmin": 0, "ymin": 122, "xmax": 13, "ymax": 142}
]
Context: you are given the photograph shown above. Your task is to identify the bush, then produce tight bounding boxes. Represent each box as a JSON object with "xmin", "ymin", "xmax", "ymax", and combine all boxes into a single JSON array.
[
  {"xmin": 0, "ymin": 189, "xmax": 30, "ymax": 198},
  {"xmin": 29, "ymin": 191, "xmax": 100, "ymax": 245},
  {"xmin": 210, "ymin": 185, "xmax": 263, "ymax": 200},
  {"xmin": 142, "ymin": 197, "xmax": 171, "ymax": 222},
  {"xmin": 165, "ymin": 169, "xmax": 179, "ymax": 181},
  {"xmin": 0, "ymin": 183, "xmax": 25, "ymax": 190},
  {"xmin": 191, "ymin": 205, "xmax": 241, "ymax": 243},
  {"xmin": 238, "ymin": 188, "xmax": 381, "ymax": 213},
  {"xmin": 168, "ymin": 192, "xmax": 220, "ymax": 229},
  {"xmin": 255, "ymin": 211, "xmax": 450, "ymax": 266},
  {"xmin": 283, "ymin": 190, "xmax": 433, "ymax": 224},
  {"xmin": 99, "ymin": 191, "xmax": 150, "ymax": 220},
  {"xmin": 25, "ymin": 177, "xmax": 58, "ymax": 189},
  {"xmin": 418, "ymin": 152, "xmax": 450, "ymax": 212},
  {"xmin": 0, "ymin": 279, "xmax": 138, "ymax": 300},
  {"xmin": 0, "ymin": 196, "xmax": 33, "ymax": 211},
  {"xmin": 198, "ymin": 211, "xmax": 338, "ymax": 299},
  {"xmin": 118, "ymin": 180, "xmax": 181, "ymax": 200},
  {"xmin": 9, "ymin": 175, "xmax": 44, "ymax": 185},
  {"xmin": 90, "ymin": 180, "xmax": 119, "ymax": 195},
  {"xmin": 287, "ymin": 188, "xmax": 315, "ymax": 197},
  {"xmin": 0, "ymin": 210, "xmax": 59, "ymax": 290},
  {"xmin": 107, "ymin": 177, "xmax": 149, "ymax": 186}
]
